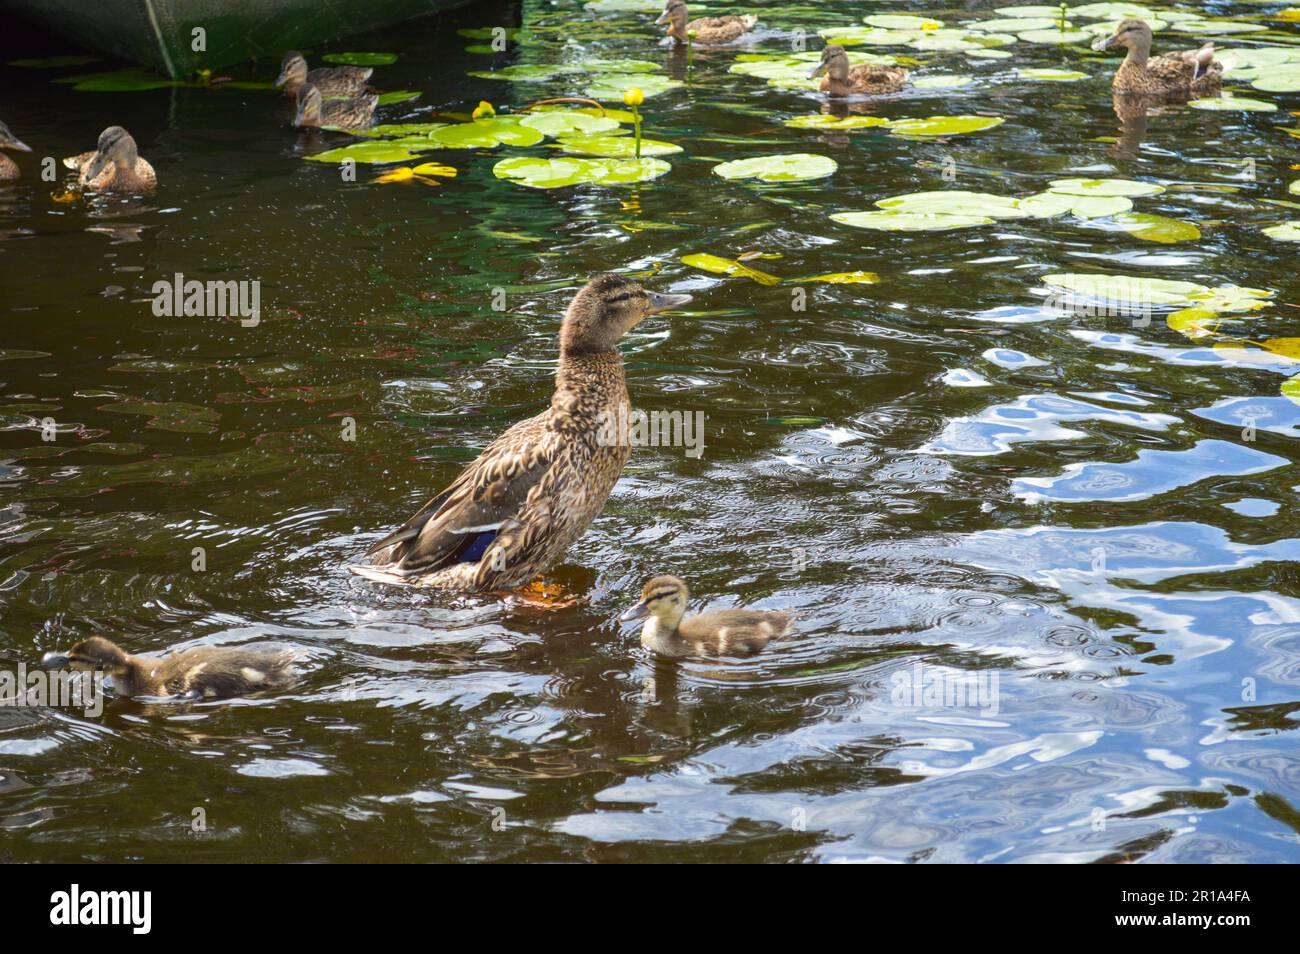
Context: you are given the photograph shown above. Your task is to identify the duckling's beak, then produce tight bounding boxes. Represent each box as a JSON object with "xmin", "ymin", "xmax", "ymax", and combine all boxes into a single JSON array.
[
  {"xmin": 654, "ymin": 9, "xmax": 671, "ymax": 24},
  {"xmin": 2, "ymin": 134, "xmax": 31, "ymax": 152},
  {"xmin": 1092, "ymin": 33, "xmax": 1119, "ymax": 51},
  {"xmin": 82, "ymin": 151, "xmax": 110, "ymax": 181},
  {"xmin": 808, "ymin": 61, "xmax": 828, "ymax": 79},
  {"xmin": 40, "ymin": 651, "xmax": 71, "ymax": 669},
  {"xmin": 620, "ymin": 601, "xmax": 650, "ymax": 622},
  {"xmin": 645, "ymin": 291, "xmax": 692, "ymax": 314}
]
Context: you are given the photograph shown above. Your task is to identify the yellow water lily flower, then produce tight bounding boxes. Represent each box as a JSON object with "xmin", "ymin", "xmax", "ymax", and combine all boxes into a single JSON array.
[
  {"xmin": 921, "ymin": 19, "xmax": 941, "ymax": 31},
  {"xmin": 412, "ymin": 162, "xmax": 457, "ymax": 178},
  {"xmin": 623, "ymin": 87, "xmax": 644, "ymax": 107},
  {"xmin": 371, "ymin": 163, "xmax": 457, "ymax": 186},
  {"xmin": 471, "ymin": 100, "xmax": 496, "ymax": 120}
]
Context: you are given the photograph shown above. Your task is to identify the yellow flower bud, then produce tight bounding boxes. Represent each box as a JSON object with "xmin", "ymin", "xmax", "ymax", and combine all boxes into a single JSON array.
[
  {"xmin": 471, "ymin": 100, "xmax": 495, "ymax": 120},
  {"xmin": 623, "ymin": 87, "xmax": 644, "ymax": 107}
]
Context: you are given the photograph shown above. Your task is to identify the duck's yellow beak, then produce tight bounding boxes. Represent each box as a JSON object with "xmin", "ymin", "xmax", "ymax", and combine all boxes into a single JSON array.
[
  {"xmin": 620, "ymin": 601, "xmax": 650, "ymax": 622},
  {"xmin": 646, "ymin": 290, "xmax": 692, "ymax": 314}
]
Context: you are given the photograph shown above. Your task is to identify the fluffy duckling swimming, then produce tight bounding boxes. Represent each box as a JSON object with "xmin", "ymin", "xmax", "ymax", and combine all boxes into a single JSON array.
[
  {"xmin": 621, "ymin": 575, "xmax": 793, "ymax": 658},
  {"xmin": 41, "ymin": 636, "xmax": 295, "ymax": 700},
  {"xmin": 351, "ymin": 275, "xmax": 693, "ymax": 592},
  {"xmin": 63, "ymin": 126, "xmax": 156, "ymax": 192},
  {"xmin": 0, "ymin": 121, "xmax": 32, "ymax": 182},
  {"xmin": 655, "ymin": 0, "xmax": 757, "ymax": 46},
  {"xmin": 1092, "ymin": 19, "xmax": 1221, "ymax": 96},
  {"xmin": 275, "ymin": 50, "xmax": 373, "ymax": 98},
  {"xmin": 808, "ymin": 45, "xmax": 908, "ymax": 96},
  {"xmin": 295, "ymin": 82, "xmax": 378, "ymax": 131}
]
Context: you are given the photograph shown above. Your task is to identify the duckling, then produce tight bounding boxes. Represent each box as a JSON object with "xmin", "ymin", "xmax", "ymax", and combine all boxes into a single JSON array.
[
  {"xmin": 41, "ymin": 636, "xmax": 295, "ymax": 700},
  {"xmin": 621, "ymin": 575, "xmax": 793, "ymax": 657},
  {"xmin": 807, "ymin": 45, "xmax": 908, "ymax": 96},
  {"xmin": 655, "ymin": 0, "xmax": 757, "ymax": 46},
  {"xmin": 63, "ymin": 126, "xmax": 156, "ymax": 193},
  {"xmin": 0, "ymin": 121, "xmax": 32, "ymax": 182},
  {"xmin": 350, "ymin": 275, "xmax": 693, "ymax": 592},
  {"xmin": 275, "ymin": 50, "xmax": 372, "ymax": 98},
  {"xmin": 295, "ymin": 82, "xmax": 378, "ymax": 131},
  {"xmin": 1092, "ymin": 19, "xmax": 1221, "ymax": 96}
]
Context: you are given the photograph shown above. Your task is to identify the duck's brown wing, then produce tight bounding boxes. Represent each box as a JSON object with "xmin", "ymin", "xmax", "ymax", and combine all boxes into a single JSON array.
[
  {"xmin": 1148, "ymin": 53, "xmax": 1201, "ymax": 86},
  {"xmin": 849, "ymin": 64, "xmax": 908, "ymax": 92},
  {"xmin": 361, "ymin": 412, "xmax": 558, "ymax": 577},
  {"xmin": 688, "ymin": 15, "xmax": 753, "ymax": 43},
  {"xmin": 162, "ymin": 649, "xmax": 294, "ymax": 699},
  {"xmin": 680, "ymin": 609, "xmax": 792, "ymax": 654},
  {"xmin": 309, "ymin": 65, "xmax": 373, "ymax": 96}
]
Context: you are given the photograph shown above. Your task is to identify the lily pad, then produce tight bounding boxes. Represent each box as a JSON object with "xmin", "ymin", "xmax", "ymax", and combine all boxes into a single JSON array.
[
  {"xmin": 913, "ymin": 74, "xmax": 975, "ymax": 88},
  {"xmin": 831, "ymin": 210, "xmax": 994, "ymax": 231},
  {"xmin": 493, "ymin": 156, "xmax": 671, "ymax": 188},
  {"xmin": 1188, "ymin": 96, "xmax": 1277, "ymax": 111},
  {"xmin": 1018, "ymin": 191, "xmax": 1133, "ymax": 218},
  {"xmin": 804, "ymin": 271, "xmax": 881, "ymax": 284},
  {"xmin": 884, "ymin": 115, "xmax": 1004, "ymax": 136},
  {"xmin": 362, "ymin": 123, "xmax": 449, "ymax": 137},
  {"xmin": 1043, "ymin": 273, "xmax": 1272, "ymax": 312},
  {"xmin": 557, "ymin": 135, "xmax": 681, "ymax": 157},
  {"xmin": 1251, "ymin": 65, "xmax": 1300, "ymax": 93},
  {"xmin": 586, "ymin": 75, "xmax": 682, "ymax": 100},
  {"xmin": 376, "ymin": 90, "xmax": 421, "ymax": 105},
  {"xmin": 1018, "ymin": 68, "xmax": 1089, "ymax": 81},
  {"xmin": 519, "ymin": 111, "xmax": 621, "ymax": 137},
  {"xmin": 995, "ymin": 5, "xmax": 1077, "ymax": 15},
  {"xmin": 321, "ymin": 52, "xmax": 398, "ymax": 66},
  {"xmin": 865, "ymin": 15, "xmax": 943, "ymax": 29},
  {"xmin": 57, "ymin": 68, "xmax": 183, "ymax": 91},
  {"xmin": 681, "ymin": 253, "xmax": 780, "ymax": 285},
  {"xmin": 1263, "ymin": 220, "xmax": 1300, "ymax": 241},
  {"xmin": 1178, "ymin": 20, "xmax": 1268, "ymax": 35},
  {"xmin": 1047, "ymin": 177, "xmax": 1163, "ymax": 197},
  {"xmin": 426, "ymin": 118, "xmax": 545, "ymax": 149},
  {"xmin": 1112, "ymin": 213, "xmax": 1201, "ymax": 243},
  {"xmin": 1283, "ymin": 377, "xmax": 1300, "ymax": 405},
  {"xmin": 877, "ymin": 190, "xmax": 1027, "ymax": 218},
  {"xmin": 783, "ymin": 115, "xmax": 892, "ymax": 130},
  {"xmin": 304, "ymin": 141, "xmax": 435, "ymax": 164},
  {"xmin": 712, "ymin": 153, "xmax": 837, "ymax": 183},
  {"xmin": 1017, "ymin": 29, "xmax": 1092, "ymax": 44}
]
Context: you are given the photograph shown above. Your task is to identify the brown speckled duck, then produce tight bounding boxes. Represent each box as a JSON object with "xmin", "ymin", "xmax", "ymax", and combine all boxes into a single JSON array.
[
  {"xmin": 655, "ymin": 0, "xmax": 757, "ymax": 46},
  {"xmin": 63, "ymin": 126, "xmax": 156, "ymax": 193},
  {"xmin": 1093, "ymin": 19, "xmax": 1221, "ymax": 96},
  {"xmin": 295, "ymin": 82, "xmax": 378, "ymax": 131},
  {"xmin": 42, "ymin": 636, "xmax": 295, "ymax": 700},
  {"xmin": 0, "ymin": 121, "xmax": 32, "ymax": 182},
  {"xmin": 808, "ymin": 45, "xmax": 908, "ymax": 96},
  {"xmin": 621, "ymin": 575, "xmax": 793, "ymax": 657},
  {"xmin": 275, "ymin": 51, "xmax": 373, "ymax": 98},
  {"xmin": 351, "ymin": 276, "xmax": 692, "ymax": 592}
]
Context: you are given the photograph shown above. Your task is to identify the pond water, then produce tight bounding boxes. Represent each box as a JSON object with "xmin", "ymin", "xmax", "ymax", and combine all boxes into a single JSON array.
[{"xmin": 1, "ymin": 0, "xmax": 1298, "ymax": 862}]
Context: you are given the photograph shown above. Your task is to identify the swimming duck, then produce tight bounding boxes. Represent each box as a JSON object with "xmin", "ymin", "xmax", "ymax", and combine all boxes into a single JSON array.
[
  {"xmin": 1092, "ymin": 19, "xmax": 1221, "ymax": 96},
  {"xmin": 41, "ymin": 636, "xmax": 295, "ymax": 700},
  {"xmin": 620, "ymin": 575, "xmax": 793, "ymax": 657},
  {"xmin": 808, "ymin": 45, "xmax": 908, "ymax": 96},
  {"xmin": 0, "ymin": 121, "xmax": 32, "ymax": 182},
  {"xmin": 351, "ymin": 275, "xmax": 693, "ymax": 592},
  {"xmin": 63, "ymin": 126, "xmax": 156, "ymax": 192},
  {"xmin": 295, "ymin": 83, "xmax": 378, "ymax": 131},
  {"xmin": 275, "ymin": 51, "xmax": 373, "ymax": 98},
  {"xmin": 655, "ymin": 0, "xmax": 757, "ymax": 46}
]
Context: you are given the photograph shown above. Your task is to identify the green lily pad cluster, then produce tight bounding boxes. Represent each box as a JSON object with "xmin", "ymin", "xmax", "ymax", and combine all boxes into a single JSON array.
[
  {"xmin": 1041, "ymin": 273, "xmax": 1273, "ymax": 323},
  {"xmin": 783, "ymin": 114, "xmax": 1004, "ymax": 137},
  {"xmin": 494, "ymin": 156, "xmax": 671, "ymax": 188},
  {"xmin": 830, "ymin": 179, "xmax": 1195, "ymax": 239},
  {"xmin": 1218, "ymin": 47, "xmax": 1300, "ymax": 93},
  {"xmin": 975, "ymin": 4, "xmax": 1270, "ymax": 50},
  {"xmin": 712, "ymin": 153, "xmax": 837, "ymax": 183},
  {"xmin": 819, "ymin": 25, "xmax": 1017, "ymax": 53}
]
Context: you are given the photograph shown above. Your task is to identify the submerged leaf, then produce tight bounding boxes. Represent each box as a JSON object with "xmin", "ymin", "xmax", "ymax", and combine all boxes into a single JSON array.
[
  {"xmin": 1018, "ymin": 68, "xmax": 1089, "ymax": 81},
  {"xmin": 803, "ymin": 271, "xmax": 881, "ymax": 284},
  {"xmin": 682, "ymin": 253, "xmax": 781, "ymax": 285},
  {"xmin": 1112, "ymin": 212, "xmax": 1201, "ymax": 243}
]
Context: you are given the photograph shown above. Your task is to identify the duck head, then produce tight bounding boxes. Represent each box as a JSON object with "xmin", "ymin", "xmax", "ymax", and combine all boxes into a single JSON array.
[
  {"xmin": 42, "ymin": 636, "xmax": 132, "ymax": 676},
  {"xmin": 559, "ymin": 274, "xmax": 691, "ymax": 355},
  {"xmin": 276, "ymin": 51, "xmax": 308, "ymax": 90},
  {"xmin": 1092, "ymin": 19, "xmax": 1153, "ymax": 55},
  {"xmin": 655, "ymin": 0, "xmax": 689, "ymax": 41},
  {"xmin": 808, "ymin": 45, "xmax": 850, "ymax": 81},
  {"xmin": 82, "ymin": 126, "xmax": 139, "ymax": 182},
  {"xmin": 621, "ymin": 575, "xmax": 690, "ymax": 629},
  {"xmin": 295, "ymin": 83, "xmax": 323, "ymax": 127},
  {"xmin": 0, "ymin": 121, "xmax": 31, "ymax": 153}
]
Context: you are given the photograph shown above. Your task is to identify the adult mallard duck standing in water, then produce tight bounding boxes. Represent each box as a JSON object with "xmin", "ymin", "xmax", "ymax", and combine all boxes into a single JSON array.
[
  {"xmin": 275, "ymin": 51, "xmax": 373, "ymax": 98},
  {"xmin": 63, "ymin": 126, "xmax": 156, "ymax": 192},
  {"xmin": 808, "ymin": 45, "xmax": 908, "ymax": 96},
  {"xmin": 295, "ymin": 83, "xmax": 378, "ymax": 131},
  {"xmin": 351, "ymin": 275, "xmax": 692, "ymax": 592},
  {"xmin": 621, "ymin": 575, "xmax": 793, "ymax": 658},
  {"xmin": 1092, "ymin": 19, "xmax": 1221, "ymax": 96},
  {"xmin": 0, "ymin": 121, "xmax": 32, "ymax": 182},
  {"xmin": 42, "ymin": 636, "xmax": 296, "ymax": 700},
  {"xmin": 655, "ymin": 0, "xmax": 757, "ymax": 46}
]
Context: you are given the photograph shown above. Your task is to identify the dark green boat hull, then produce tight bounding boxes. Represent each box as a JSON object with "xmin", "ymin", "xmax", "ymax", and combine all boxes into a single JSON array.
[{"xmin": 3, "ymin": 0, "xmax": 473, "ymax": 77}]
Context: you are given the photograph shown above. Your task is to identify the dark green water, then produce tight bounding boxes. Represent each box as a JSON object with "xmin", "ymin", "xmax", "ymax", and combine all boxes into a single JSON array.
[{"xmin": 1, "ymin": 0, "xmax": 1298, "ymax": 862}]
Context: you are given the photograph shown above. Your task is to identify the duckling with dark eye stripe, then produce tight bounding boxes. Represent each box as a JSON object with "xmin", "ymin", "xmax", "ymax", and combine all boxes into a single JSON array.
[
  {"xmin": 275, "ymin": 51, "xmax": 372, "ymax": 98},
  {"xmin": 42, "ymin": 636, "xmax": 296, "ymax": 700},
  {"xmin": 295, "ymin": 82, "xmax": 378, "ymax": 131},
  {"xmin": 0, "ymin": 121, "xmax": 32, "ymax": 182},
  {"xmin": 621, "ymin": 575, "xmax": 793, "ymax": 657}
]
